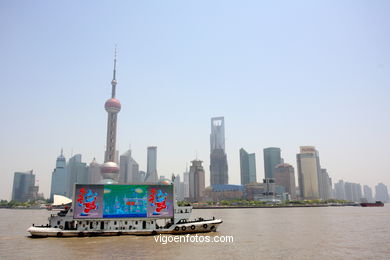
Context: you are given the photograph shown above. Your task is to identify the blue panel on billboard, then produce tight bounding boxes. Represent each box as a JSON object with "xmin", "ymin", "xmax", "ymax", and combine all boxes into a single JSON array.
[{"xmin": 103, "ymin": 185, "xmax": 148, "ymax": 218}]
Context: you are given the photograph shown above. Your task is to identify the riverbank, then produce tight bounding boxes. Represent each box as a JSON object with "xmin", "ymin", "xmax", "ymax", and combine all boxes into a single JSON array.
[{"xmin": 193, "ymin": 204, "xmax": 359, "ymax": 209}]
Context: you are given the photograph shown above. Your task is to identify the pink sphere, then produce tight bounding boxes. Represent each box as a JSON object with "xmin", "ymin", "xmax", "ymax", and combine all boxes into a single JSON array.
[{"xmin": 105, "ymin": 98, "xmax": 121, "ymax": 113}]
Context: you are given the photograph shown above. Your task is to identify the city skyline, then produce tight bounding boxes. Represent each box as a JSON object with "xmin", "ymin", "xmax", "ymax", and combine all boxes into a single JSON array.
[{"xmin": 1, "ymin": 1, "xmax": 390, "ymax": 199}]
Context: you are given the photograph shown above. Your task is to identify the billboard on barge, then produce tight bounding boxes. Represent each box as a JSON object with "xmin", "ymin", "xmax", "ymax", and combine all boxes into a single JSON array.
[{"xmin": 73, "ymin": 184, "xmax": 174, "ymax": 219}]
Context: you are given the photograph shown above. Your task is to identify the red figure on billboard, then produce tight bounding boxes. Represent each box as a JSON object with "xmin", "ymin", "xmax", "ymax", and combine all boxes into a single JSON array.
[
  {"xmin": 149, "ymin": 188, "xmax": 167, "ymax": 215},
  {"xmin": 77, "ymin": 188, "xmax": 99, "ymax": 216}
]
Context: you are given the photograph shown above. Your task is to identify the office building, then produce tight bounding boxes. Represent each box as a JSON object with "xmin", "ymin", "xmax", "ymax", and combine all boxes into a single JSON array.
[
  {"xmin": 145, "ymin": 146, "xmax": 158, "ymax": 183},
  {"xmin": 344, "ymin": 182, "xmax": 363, "ymax": 202},
  {"xmin": 363, "ymin": 185, "xmax": 373, "ymax": 202},
  {"xmin": 334, "ymin": 180, "xmax": 346, "ymax": 200},
  {"xmin": 318, "ymin": 169, "xmax": 332, "ymax": 200},
  {"xmin": 119, "ymin": 149, "xmax": 139, "ymax": 183},
  {"xmin": 274, "ymin": 163, "xmax": 296, "ymax": 200},
  {"xmin": 138, "ymin": 171, "xmax": 146, "ymax": 183},
  {"xmin": 50, "ymin": 150, "xmax": 67, "ymax": 201},
  {"xmin": 239, "ymin": 148, "xmax": 257, "ymax": 185},
  {"xmin": 12, "ymin": 170, "xmax": 39, "ymax": 202},
  {"xmin": 88, "ymin": 158, "xmax": 102, "ymax": 184},
  {"xmin": 263, "ymin": 147, "xmax": 281, "ymax": 179},
  {"xmin": 205, "ymin": 184, "xmax": 244, "ymax": 201},
  {"xmin": 173, "ymin": 174, "xmax": 185, "ymax": 201},
  {"xmin": 189, "ymin": 159, "xmax": 205, "ymax": 202},
  {"xmin": 296, "ymin": 146, "xmax": 320, "ymax": 199},
  {"xmin": 210, "ymin": 117, "xmax": 228, "ymax": 185},
  {"xmin": 183, "ymin": 170, "xmax": 189, "ymax": 199},
  {"xmin": 375, "ymin": 183, "xmax": 389, "ymax": 203},
  {"xmin": 67, "ymin": 154, "xmax": 88, "ymax": 197}
]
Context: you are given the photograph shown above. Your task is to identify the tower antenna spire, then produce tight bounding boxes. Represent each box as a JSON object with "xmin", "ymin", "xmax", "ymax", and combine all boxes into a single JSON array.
[
  {"xmin": 113, "ymin": 45, "xmax": 117, "ymax": 80},
  {"xmin": 111, "ymin": 45, "xmax": 118, "ymax": 98}
]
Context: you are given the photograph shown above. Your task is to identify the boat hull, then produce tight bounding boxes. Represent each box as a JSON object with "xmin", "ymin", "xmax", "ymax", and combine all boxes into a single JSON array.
[
  {"xmin": 28, "ymin": 219, "xmax": 223, "ymax": 238},
  {"xmin": 360, "ymin": 202, "xmax": 384, "ymax": 207}
]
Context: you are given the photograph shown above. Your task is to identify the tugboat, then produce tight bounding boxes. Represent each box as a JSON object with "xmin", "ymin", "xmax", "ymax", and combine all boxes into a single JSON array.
[
  {"xmin": 360, "ymin": 201, "xmax": 384, "ymax": 207},
  {"xmin": 27, "ymin": 183, "xmax": 222, "ymax": 237}
]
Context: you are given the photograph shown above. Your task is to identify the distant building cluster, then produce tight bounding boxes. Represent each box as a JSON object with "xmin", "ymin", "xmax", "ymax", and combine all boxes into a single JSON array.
[{"xmin": 334, "ymin": 180, "xmax": 389, "ymax": 203}]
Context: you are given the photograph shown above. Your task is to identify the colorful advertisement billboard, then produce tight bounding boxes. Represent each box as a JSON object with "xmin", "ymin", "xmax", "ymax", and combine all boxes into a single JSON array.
[{"xmin": 74, "ymin": 184, "xmax": 174, "ymax": 219}]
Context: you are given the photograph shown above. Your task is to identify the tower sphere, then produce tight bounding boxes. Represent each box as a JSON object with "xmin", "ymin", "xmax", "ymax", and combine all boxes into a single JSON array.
[
  {"xmin": 101, "ymin": 161, "xmax": 120, "ymax": 180},
  {"xmin": 105, "ymin": 98, "xmax": 121, "ymax": 113},
  {"xmin": 158, "ymin": 178, "xmax": 172, "ymax": 185}
]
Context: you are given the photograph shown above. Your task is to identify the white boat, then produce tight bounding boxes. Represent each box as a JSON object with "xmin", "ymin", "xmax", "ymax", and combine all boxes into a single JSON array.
[
  {"xmin": 28, "ymin": 206, "xmax": 222, "ymax": 237},
  {"xmin": 28, "ymin": 184, "xmax": 222, "ymax": 237}
]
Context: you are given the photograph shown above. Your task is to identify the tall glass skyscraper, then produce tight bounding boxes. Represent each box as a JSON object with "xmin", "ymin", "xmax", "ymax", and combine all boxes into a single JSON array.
[
  {"xmin": 210, "ymin": 117, "xmax": 228, "ymax": 185},
  {"xmin": 66, "ymin": 154, "xmax": 88, "ymax": 197},
  {"xmin": 145, "ymin": 146, "xmax": 158, "ymax": 182},
  {"xmin": 50, "ymin": 150, "xmax": 67, "ymax": 201},
  {"xmin": 363, "ymin": 185, "xmax": 373, "ymax": 202},
  {"xmin": 119, "ymin": 149, "xmax": 140, "ymax": 183},
  {"xmin": 296, "ymin": 146, "xmax": 320, "ymax": 200},
  {"xmin": 239, "ymin": 148, "xmax": 257, "ymax": 185},
  {"xmin": 375, "ymin": 183, "xmax": 389, "ymax": 203},
  {"xmin": 12, "ymin": 170, "xmax": 37, "ymax": 202},
  {"xmin": 263, "ymin": 147, "xmax": 281, "ymax": 179}
]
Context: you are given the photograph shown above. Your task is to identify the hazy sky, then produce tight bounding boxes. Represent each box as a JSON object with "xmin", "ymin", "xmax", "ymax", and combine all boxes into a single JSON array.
[{"xmin": 1, "ymin": 1, "xmax": 389, "ymax": 200}]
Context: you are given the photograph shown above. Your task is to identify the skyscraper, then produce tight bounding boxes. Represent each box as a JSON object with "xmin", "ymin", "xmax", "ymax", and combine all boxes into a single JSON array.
[
  {"xmin": 210, "ymin": 117, "xmax": 228, "ymax": 185},
  {"xmin": 296, "ymin": 146, "xmax": 320, "ymax": 199},
  {"xmin": 145, "ymin": 146, "xmax": 158, "ymax": 183},
  {"xmin": 119, "ymin": 149, "xmax": 139, "ymax": 183},
  {"xmin": 263, "ymin": 147, "xmax": 281, "ymax": 179},
  {"xmin": 318, "ymin": 169, "xmax": 332, "ymax": 200},
  {"xmin": 66, "ymin": 154, "xmax": 88, "ymax": 197},
  {"xmin": 50, "ymin": 150, "xmax": 67, "ymax": 201},
  {"xmin": 344, "ymin": 182, "xmax": 363, "ymax": 202},
  {"xmin": 334, "ymin": 180, "xmax": 346, "ymax": 200},
  {"xmin": 375, "ymin": 183, "xmax": 389, "ymax": 203},
  {"xmin": 239, "ymin": 148, "xmax": 257, "ymax": 185},
  {"xmin": 173, "ymin": 174, "xmax": 185, "ymax": 201},
  {"xmin": 12, "ymin": 170, "xmax": 38, "ymax": 202},
  {"xmin": 355, "ymin": 183, "xmax": 363, "ymax": 202},
  {"xmin": 363, "ymin": 185, "xmax": 373, "ymax": 202},
  {"xmin": 88, "ymin": 158, "xmax": 102, "ymax": 184},
  {"xmin": 189, "ymin": 159, "xmax": 205, "ymax": 202},
  {"xmin": 183, "ymin": 170, "xmax": 189, "ymax": 199},
  {"xmin": 344, "ymin": 182, "xmax": 354, "ymax": 201},
  {"xmin": 101, "ymin": 49, "xmax": 121, "ymax": 183},
  {"xmin": 274, "ymin": 163, "xmax": 296, "ymax": 200}
]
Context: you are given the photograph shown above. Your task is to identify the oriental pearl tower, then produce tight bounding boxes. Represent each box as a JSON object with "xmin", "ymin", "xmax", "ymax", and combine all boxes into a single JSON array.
[{"xmin": 100, "ymin": 49, "xmax": 121, "ymax": 183}]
